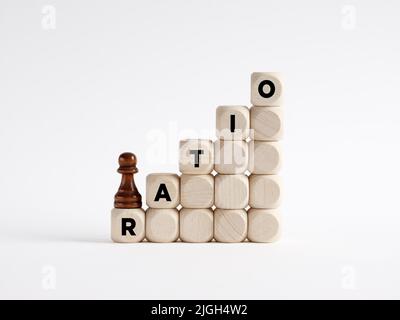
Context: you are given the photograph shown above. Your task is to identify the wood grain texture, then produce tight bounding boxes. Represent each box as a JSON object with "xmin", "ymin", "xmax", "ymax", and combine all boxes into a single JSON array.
[
  {"xmin": 179, "ymin": 139, "xmax": 214, "ymax": 174},
  {"xmin": 180, "ymin": 174, "xmax": 214, "ymax": 208},
  {"xmin": 111, "ymin": 208, "xmax": 145, "ymax": 243},
  {"xmin": 214, "ymin": 174, "xmax": 249, "ymax": 209},
  {"xmin": 250, "ymin": 106, "xmax": 283, "ymax": 141},
  {"xmin": 249, "ymin": 175, "xmax": 281, "ymax": 209},
  {"xmin": 146, "ymin": 173, "xmax": 180, "ymax": 208},
  {"xmin": 179, "ymin": 208, "xmax": 214, "ymax": 243},
  {"xmin": 145, "ymin": 208, "xmax": 179, "ymax": 243},
  {"xmin": 247, "ymin": 208, "xmax": 281, "ymax": 243},
  {"xmin": 216, "ymin": 106, "xmax": 250, "ymax": 140},
  {"xmin": 214, "ymin": 209, "xmax": 247, "ymax": 243},
  {"xmin": 214, "ymin": 140, "xmax": 248, "ymax": 174},
  {"xmin": 251, "ymin": 72, "xmax": 283, "ymax": 107},
  {"xmin": 248, "ymin": 141, "xmax": 281, "ymax": 174}
]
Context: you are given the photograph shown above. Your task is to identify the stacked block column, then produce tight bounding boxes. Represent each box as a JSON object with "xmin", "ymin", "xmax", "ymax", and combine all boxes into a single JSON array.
[
  {"xmin": 145, "ymin": 173, "xmax": 180, "ymax": 242},
  {"xmin": 111, "ymin": 153, "xmax": 146, "ymax": 243},
  {"xmin": 214, "ymin": 106, "xmax": 250, "ymax": 242},
  {"xmin": 248, "ymin": 72, "xmax": 283, "ymax": 242},
  {"xmin": 179, "ymin": 139, "xmax": 214, "ymax": 242}
]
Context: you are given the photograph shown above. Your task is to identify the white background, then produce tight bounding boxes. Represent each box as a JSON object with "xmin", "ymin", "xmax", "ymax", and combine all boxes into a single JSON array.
[{"xmin": 1, "ymin": 0, "xmax": 400, "ymax": 299}]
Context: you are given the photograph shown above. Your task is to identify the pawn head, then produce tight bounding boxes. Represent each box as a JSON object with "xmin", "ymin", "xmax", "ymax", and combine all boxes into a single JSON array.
[{"xmin": 118, "ymin": 152, "xmax": 138, "ymax": 173}]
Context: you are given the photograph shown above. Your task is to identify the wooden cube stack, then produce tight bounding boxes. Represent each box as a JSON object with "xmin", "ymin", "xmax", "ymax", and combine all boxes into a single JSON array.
[
  {"xmin": 214, "ymin": 106, "xmax": 250, "ymax": 243},
  {"xmin": 145, "ymin": 173, "xmax": 180, "ymax": 242},
  {"xmin": 247, "ymin": 72, "xmax": 283, "ymax": 243},
  {"xmin": 111, "ymin": 72, "xmax": 283, "ymax": 243},
  {"xmin": 179, "ymin": 139, "xmax": 214, "ymax": 243}
]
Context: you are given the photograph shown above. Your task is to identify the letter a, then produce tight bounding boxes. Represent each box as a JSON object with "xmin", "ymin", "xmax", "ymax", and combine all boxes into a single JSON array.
[{"xmin": 154, "ymin": 183, "xmax": 172, "ymax": 201}]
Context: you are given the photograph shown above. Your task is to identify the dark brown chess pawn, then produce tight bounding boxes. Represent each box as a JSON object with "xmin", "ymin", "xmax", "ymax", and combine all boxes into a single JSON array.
[{"xmin": 114, "ymin": 152, "xmax": 142, "ymax": 209}]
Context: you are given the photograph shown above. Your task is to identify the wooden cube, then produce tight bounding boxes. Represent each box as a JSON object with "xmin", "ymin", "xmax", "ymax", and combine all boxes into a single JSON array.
[
  {"xmin": 214, "ymin": 140, "xmax": 248, "ymax": 174},
  {"xmin": 249, "ymin": 175, "xmax": 281, "ymax": 209},
  {"xmin": 111, "ymin": 208, "xmax": 145, "ymax": 243},
  {"xmin": 145, "ymin": 208, "xmax": 179, "ymax": 242},
  {"xmin": 247, "ymin": 208, "xmax": 281, "ymax": 243},
  {"xmin": 214, "ymin": 209, "xmax": 247, "ymax": 243},
  {"xmin": 248, "ymin": 141, "xmax": 281, "ymax": 174},
  {"xmin": 180, "ymin": 208, "xmax": 214, "ymax": 242},
  {"xmin": 179, "ymin": 139, "xmax": 214, "ymax": 174},
  {"xmin": 250, "ymin": 106, "xmax": 283, "ymax": 141},
  {"xmin": 181, "ymin": 174, "xmax": 214, "ymax": 208},
  {"xmin": 146, "ymin": 173, "xmax": 180, "ymax": 208},
  {"xmin": 214, "ymin": 174, "xmax": 249, "ymax": 209},
  {"xmin": 216, "ymin": 106, "xmax": 250, "ymax": 140},
  {"xmin": 251, "ymin": 72, "xmax": 283, "ymax": 107}
]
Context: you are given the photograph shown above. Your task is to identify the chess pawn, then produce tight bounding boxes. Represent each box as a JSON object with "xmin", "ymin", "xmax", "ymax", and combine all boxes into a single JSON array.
[
  {"xmin": 114, "ymin": 152, "xmax": 142, "ymax": 208},
  {"xmin": 111, "ymin": 152, "xmax": 145, "ymax": 243}
]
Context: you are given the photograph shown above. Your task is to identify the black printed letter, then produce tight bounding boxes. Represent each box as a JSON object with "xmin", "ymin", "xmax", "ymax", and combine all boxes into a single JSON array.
[
  {"xmin": 258, "ymin": 80, "xmax": 275, "ymax": 98},
  {"xmin": 230, "ymin": 114, "xmax": 235, "ymax": 133},
  {"xmin": 122, "ymin": 218, "xmax": 136, "ymax": 236},
  {"xmin": 189, "ymin": 149, "xmax": 204, "ymax": 168},
  {"xmin": 154, "ymin": 183, "xmax": 172, "ymax": 201}
]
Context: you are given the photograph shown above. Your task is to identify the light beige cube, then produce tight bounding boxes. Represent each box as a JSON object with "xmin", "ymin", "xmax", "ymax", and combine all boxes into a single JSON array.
[
  {"xmin": 214, "ymin": 140, "xmax": 248, "ymax": 174},
  {"xmin": 248, "ymin": 141, "xmax": 281, "ymax": 174},
  {"xmin": 145, "ymin": 208, "xmax": 179, "ymax": 243},
  {"xmin": 214, "ymin": 209, "xmax": 247, "ymax": 243},
  {"xmin": 216, "ymin": 106, "xmax": 250, "ymax": 140},
  {"xmin": 251, "ymin": 72, "xmax": 283, "ymax": 107},
  {"xmin": 179, "ymin": 139, "xmax": 214, "ymax": 174},
  {"xmin": 146, "ymin": 173, "xmax": 180, "ymax": 208},
  {"xmin": 249, "ymin": 175, "xmax": 281, "ymax": 209},
  {"xmin": 180, "ymin": 208, "xmax": 214, "ymax": 243},
  {"xmin": 111, "ymin": 208, "xmax": 145, "ymax": 243},
  {"xmin": 181, "ymin": 174, "xmax": 214, "ymax": 208},
  {"xmin": 214, "ymin": 174, "xmax": 249, "ymax": 209},
  {"xmin": 247, "ymin": 209, "xmax": 281, "ymax": 243},
  {"xmin": 250, "ymin": 106, "xmax": 283, "ymax": 141}
]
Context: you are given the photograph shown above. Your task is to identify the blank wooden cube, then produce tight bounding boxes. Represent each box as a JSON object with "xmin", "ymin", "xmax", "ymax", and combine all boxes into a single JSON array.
[
  {"xmin": 180, "ymin": 208, "xmax": 213, "ymax": 243},
  {"xmin": 146, "ymin": 173, "xmax": 180, "ymax": 208},
  {"xmin": 249, "ymin": 175, "xmax": 281, "ymax": 208},
  {"xmin": 216, "ymin": 106, "xmax": 250, "ymax": 140},
  {"xmin": 250, "ymin": 106, "xmax": 283, "ymax": 141},
  {"xmin": 247, "ymin": 208, "xmax": 281, "ymax": 243},
  {"xmin": 214, "ymin": 140, "xmax": 248, "ymax": 174},
  {"xmin": 145, "ymin": 208, "xmax": 179, "ymax": 242},
  {"xmin": 215, "ymin": 174, "xmax": 249, "ymax": 209},
  {"xmin": 179, "ymin": 139, "xmax": 214, "ymax": 174},
  {"xmin": 111, "ymin": 208, "xmax": 145, "ymax": 243},
  {"xmin": 248, "ymin": 141, "xmax": 281, "ymax": 174},
  {"xmin": 251, "ymin": 72, "xmax": 283, "ymax": 107},
  {"xmin": 181, "ymin": 174, "xmax": 214, "ymax": 208},
  {"xmin": 214, "ymin": 209, "xmax": 247, "ymax": 243}
]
